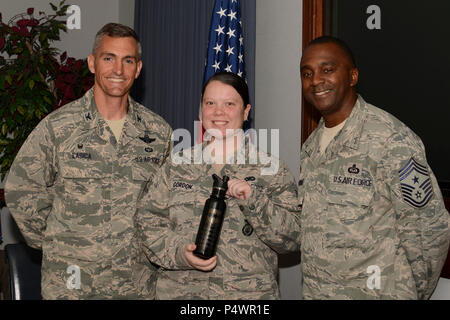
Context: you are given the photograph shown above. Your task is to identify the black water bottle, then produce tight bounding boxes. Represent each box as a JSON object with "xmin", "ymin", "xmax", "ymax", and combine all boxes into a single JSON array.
[{"xmin": 193, "ymin": 174, "xmax": 229, "ymax": 259}]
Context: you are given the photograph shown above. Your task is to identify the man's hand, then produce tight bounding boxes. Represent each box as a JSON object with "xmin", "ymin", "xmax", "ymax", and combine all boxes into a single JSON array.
[
  {"xmin": 184, "ymin": 244, "xmax": 217, "ymax": 271},
  {"xmin": 227, "ymin": 179, "xmax": 252, "ymax": 200}
]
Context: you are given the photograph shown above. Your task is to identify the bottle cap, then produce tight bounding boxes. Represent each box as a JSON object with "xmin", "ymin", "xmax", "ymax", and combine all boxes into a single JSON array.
[{"xmin": 212, "ymin": 174, "xmax": 229, "ymax": 196}]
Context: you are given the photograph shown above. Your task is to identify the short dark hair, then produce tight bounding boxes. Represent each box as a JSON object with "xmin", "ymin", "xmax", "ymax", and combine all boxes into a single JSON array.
[
  {"xmin": 92, "ymin": 23, "xmax": 142, "ymax": 60},
  {"xmin": 202, "ymin": 72, "xmax": 250, "ymax": 106},
  {"xmin": 306, "ymin": 36, "xmax": 356, "ymax": 67}
]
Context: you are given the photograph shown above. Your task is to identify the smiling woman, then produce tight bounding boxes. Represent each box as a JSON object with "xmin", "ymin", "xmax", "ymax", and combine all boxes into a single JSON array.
[
  {"xmin": 201, "ymin": 72, "xmax": 251, "ymax": 154},
  {"xmin": 134, "ymin": 71, "xmax": 301, "ymax": 300}
]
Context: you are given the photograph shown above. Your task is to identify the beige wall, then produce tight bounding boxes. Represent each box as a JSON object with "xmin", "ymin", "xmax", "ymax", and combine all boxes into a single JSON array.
[
  {"xmin": 255, "ymin": 0, "xmax": 303, "ymax": 300},
  {"xmin": 0, "ymin": 0, "xmax": 134, "ymax": 59}
]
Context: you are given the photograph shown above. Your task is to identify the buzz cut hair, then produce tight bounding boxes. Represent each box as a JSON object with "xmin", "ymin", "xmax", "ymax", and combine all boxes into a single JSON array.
[
  {"xmin": 306, "ymin": 36, "xmax": 356, "ymax": 68},
  {"xmin": 92, "ymin": 23, "xmax": 142, "ymax": 61}
]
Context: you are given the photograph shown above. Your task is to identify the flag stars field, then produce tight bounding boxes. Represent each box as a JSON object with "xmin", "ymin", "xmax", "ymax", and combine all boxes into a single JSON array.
[{"xmin": 203, "ymin": 0, "xmax": 246, "ymax": 85}]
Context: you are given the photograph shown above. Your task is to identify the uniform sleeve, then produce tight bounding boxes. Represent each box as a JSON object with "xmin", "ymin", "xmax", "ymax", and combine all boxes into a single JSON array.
[
  {"xmin": 4, "ymin": 119, "xmax": 57, "ymax": 249},
  {"xmin": 381, "ymin": 132, "xmax": 450, "ymax": 300},
  {"xmin": 161, "ymin": 126, "xmax": 173, "ymax": 165},
  {"xmin": 237, "ymin": 162, "xmax": 302, "ymax": 254},
  {"xmin": 134, "ymin": 159, "xmax": 193, "ymax": 270}
]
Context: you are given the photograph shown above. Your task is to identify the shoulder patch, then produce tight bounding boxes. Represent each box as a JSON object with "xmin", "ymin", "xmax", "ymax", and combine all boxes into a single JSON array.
[{"xmin": 399, "ymin": 158, "xmax": 433, "ymax": 208}]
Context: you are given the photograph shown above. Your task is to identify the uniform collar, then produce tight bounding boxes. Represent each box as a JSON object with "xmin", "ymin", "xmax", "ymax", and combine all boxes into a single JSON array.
[
  {"xmin": 337, "ymin": 94, "xmax": 367, "ymax": 151},
  {"xmin": 189, "ymin": 135, "xmax": 256, "ymax": 165},
  {"xmin": 80, "ymin": 86, "xmax": 147, "ymax": 143},
  {"xmin": 302, "ymin": 94, "xmax": 368, "ymax": 157}
]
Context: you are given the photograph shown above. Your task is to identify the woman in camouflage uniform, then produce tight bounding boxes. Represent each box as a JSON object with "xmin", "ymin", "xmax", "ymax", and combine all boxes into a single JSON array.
[{"xmin": 134, "ymin": 72, "xmax": 301, "ymax": 299}]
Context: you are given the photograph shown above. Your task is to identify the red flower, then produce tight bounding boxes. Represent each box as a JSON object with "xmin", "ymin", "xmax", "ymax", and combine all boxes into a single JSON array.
[
  {"xmin": 17, "ymin": 19, "xmax": 31, "ymax": 28},
  {"xmin": 18, "ymin": 26, "xmax": 30, "ymax": 37},
  {"xmin": 29, "ymin": 19, "xmax": 39, "ymax": 27},
  {"xmin": 60, "ymin": 65, "xmax": 71, "ymax": 73},
  {"xmin": 55, "ymin": 76, "xmax": 66, "ymax": 91},
  {"xmin": 74, "ymin": 60, "xmax": 83, "ymax": 71},
  {"xmin": 65, "ymin": 74, "xmax": 75, "ymax": 84},
  {"xmin": 0, "ymin": 37, "xmax": 5, "ymax": 50},
  {"xmin": 27, "ymin": 8, "xmax": 34, "ymax": 15},
  {"xmin": 63, "ymin": 86, "xmax": 75, "ymax": 99},
  {"xmin": 60, "ymin": 51, "xmax": 67, "ymax": 62}
]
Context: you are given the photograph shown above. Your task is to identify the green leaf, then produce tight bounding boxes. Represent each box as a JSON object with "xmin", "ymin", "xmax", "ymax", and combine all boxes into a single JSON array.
[
  {"xmin": 2, "ymin": 123, "xmax": 7, "ymax": 136},
  {"xmin": 40, "ymin": 32, "xmax": 48, "ymax": 44},
  {"xmin": 29, "ymin": 79, "xmax": 35, "ymax": 90},
  {"xmin": 17, "ymin": 106, "xmax": 25, "ymax": 115},
  {"xmin": 1, "ymin": 158, "xmax": 11, "ymax": 169},
  {"xmin": 50, "ymin": 3, "xmax": 57, "ymax": 11},
  {"xmin": 5, "ymin": 75, "xmax": 12, "ymax": 85},
  {"xmin": 0, "ymin": 139, "xmax": 9, "ymax": 146},
  {"xmin": 43, "ymin": 96, "xmax": 52, "ymax": 105}
]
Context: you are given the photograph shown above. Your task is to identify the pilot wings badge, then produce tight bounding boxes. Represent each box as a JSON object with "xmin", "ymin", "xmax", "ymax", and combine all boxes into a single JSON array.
[{"xmin": 399, "ymin": 157, "xmax": 433, "ymax": 208}]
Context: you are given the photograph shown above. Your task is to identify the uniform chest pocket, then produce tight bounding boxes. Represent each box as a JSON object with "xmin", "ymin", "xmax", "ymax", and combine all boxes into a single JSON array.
[
  {"xmin": 57, "ymin": 155, "xmax": 107, "ymax": 222},
  {"xmin": 59, "ymin": 151, "xmax": 107, "ymax": 179},
  {"xmin": 324, "ymin": 187, "xmax": 375, "ymax": 260},
  {"xmin": 326, "ymin": 187, "xmax": 373, "ymax": 225},
  {"xmin": 132, "ymin": 165, "xmax": 153, "ymax": 182},
  {"xmin": 168, "ymin": 181, "xmax": 202, "ymax": 205},
  {"xmin": 168, "ymin": 186, "xmax": 202, "ymax": 231}
]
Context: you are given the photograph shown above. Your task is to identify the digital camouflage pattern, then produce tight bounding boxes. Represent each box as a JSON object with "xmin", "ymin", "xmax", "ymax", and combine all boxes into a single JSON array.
[
  {"xmin": 5, "ymin": 88, "xmax": 172, "ymax": 299},
  {"xmin": 134, "ymin": 139, "xmax": 301, "ymax": 299},
  {"xmin": 299, "ymin": 95, "xmax": 450, "ymax": 300}
]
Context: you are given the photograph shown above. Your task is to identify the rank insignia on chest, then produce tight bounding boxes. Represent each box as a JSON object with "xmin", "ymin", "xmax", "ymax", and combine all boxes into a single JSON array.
[
  {"xmin": 139, "ymin": 134, "xmax": 156, "ymax": 144},
  {"xmin": 399, "ymin": 157, "xmax": 433, "ymax": 208},
  {"xmin": 348, "ymin": 164, "xmax": 360, "ymax": 174}
]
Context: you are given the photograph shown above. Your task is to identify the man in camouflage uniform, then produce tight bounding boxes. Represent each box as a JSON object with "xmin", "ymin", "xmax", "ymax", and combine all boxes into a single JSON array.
[
  {"xmin": 135, "ymin": 137, "xmax": 301, "ymax": 299},
  {"xmin": 299, "ymin": 36, "xmax": 450, "ymax": 299},
  {"xmin": 4, "ymin": 23, "xmax": 172, "ymax": 299}
]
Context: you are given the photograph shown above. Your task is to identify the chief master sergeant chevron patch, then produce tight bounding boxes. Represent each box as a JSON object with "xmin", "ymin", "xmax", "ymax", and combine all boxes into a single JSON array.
[{"xmin": 399, "ymin": 157, "xmax": 434, "ymax": 208}]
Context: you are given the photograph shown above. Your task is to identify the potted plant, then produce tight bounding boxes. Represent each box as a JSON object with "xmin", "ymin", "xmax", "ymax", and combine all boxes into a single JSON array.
[{"xmin": 0, "ymin": 1, "xmax": 94, "ymax": 205}]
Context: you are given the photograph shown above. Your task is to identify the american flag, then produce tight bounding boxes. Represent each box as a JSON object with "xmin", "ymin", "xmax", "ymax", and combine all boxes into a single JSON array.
[
  {"xmin": 197, "ymin": 0, "xmax": 246, "ymax": 143},
  {"xmin": 203, "ymin": 0, "xmax": 246, "ymax": 86}
]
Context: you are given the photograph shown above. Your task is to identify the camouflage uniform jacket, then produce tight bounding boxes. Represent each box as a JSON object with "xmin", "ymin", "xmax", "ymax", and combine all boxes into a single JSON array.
[
  {"xmin": 5, "ymin": 88, "xmax": 172, "ymax": 299},
  {"xmin": 135, "ymin": 139, "xmax": 301, "ymax": 299},
  {"xmin": 299, "ymin": 95, "xmax": 450, "ymax": 300}
]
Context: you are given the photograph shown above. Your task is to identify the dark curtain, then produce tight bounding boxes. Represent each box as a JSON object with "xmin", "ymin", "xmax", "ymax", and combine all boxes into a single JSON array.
[{"xmin": 132, "ymin": 0, "xmax": 255, "ymax": 144}]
